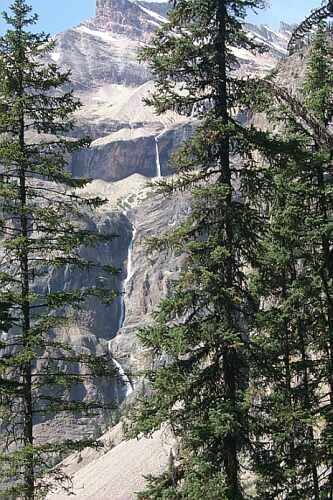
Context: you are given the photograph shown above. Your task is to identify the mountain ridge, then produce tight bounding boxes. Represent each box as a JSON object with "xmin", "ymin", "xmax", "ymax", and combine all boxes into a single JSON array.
[
  {"xmin": 42, "ymin": 0, "xmax": 299, "ymax": 430},
  {"xmin": 41, "ymin": 2, "xmax": 308, "ymax": 497}
]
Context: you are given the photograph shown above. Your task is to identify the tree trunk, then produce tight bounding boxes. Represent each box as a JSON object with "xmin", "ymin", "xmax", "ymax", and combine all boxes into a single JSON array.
[
  {"xmin": 18, "ymin": 54, "xmax": 34, "ymax": 499},
  {"xmin": 216, "ymin": 1, "xmax": 243, "ymax": 497},
  {"xmin": 297, "ymin": 318, "xmax": 320, "ymax": 500}
]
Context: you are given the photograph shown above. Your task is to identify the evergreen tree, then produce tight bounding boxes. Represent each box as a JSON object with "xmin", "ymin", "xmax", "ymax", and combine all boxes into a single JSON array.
[
  {"xmin": 251, "ymin": 23, "xmax": 333, "ymax": 499},
  {"xmin": 250, "ymin": 165, "xmax": 323, "ymax": 499},
  {"xmin": 0, "ymin": 1, "xmax": 117, "ymax": 497},
  {"xmin": 126, "ymin": 0, "xmax": 291, "ymax": 497},
  {"xmin": 301, "ymin": 23, "xmax": 332, "ymax": 498}
]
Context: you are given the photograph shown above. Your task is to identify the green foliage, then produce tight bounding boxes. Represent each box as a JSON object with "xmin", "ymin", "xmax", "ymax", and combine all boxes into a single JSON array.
[
  {"xmin": 127, "ymin": 4, "xmax": 333, "ymax": 499},
  {"xmin": 126, "ymin": 0, "xmax": 282, "ymax": 498},
  {"xmin": 303, "ymin": 23, "xmax": 333, "ymax": 124},
  {"xmin": 250, "ymin": 25, "xmax": 333, "ymax": 499},
  {"xmin": 0, "ymin": 1, "xmax": 117, "ymax": 497}
]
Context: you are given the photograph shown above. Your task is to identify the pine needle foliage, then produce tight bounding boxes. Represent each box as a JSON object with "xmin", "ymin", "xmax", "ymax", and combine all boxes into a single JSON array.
[
  {"xmin": 251, "ymin": 24, "xmax": 333, "ymax": 499},
  {"xmin": 0, "ymin": 1, "xmax": 117, "ymax": 497},
  {"xmin": 124, "ymin": 1, "xmax": 297, "ymax": 498}
]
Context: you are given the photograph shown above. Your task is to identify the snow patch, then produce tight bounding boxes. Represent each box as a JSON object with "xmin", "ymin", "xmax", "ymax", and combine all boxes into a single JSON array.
[
  {"xmin": 262, "ymin": 25, "xmax": 290, "ymax": 42},
  {"xmin": 246, "ymin": 26, "xmax": 288, "ymax": 56},
  {"xmin": 137, "ymin": 4, "xmax": 167, "ymax": 24},
  {"xmin": 76, "ymin": 25, "xmax": 130, "ymax": 44},
  {"xmin": 51, "ymin": 51, "xmax": 61, "ymax": 62}
]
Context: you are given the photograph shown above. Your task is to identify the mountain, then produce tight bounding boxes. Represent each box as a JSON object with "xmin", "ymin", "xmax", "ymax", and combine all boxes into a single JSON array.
[
  {"xmin": 56, "ymin": 2, "xmax": 291, "ymax": 84},
  {"xmin": 35, "ymin": 1, "xmax": 302, "ymax": 496},
  {"xmin": 93, "ymin": 0, "xmax": 168, "ymax": 40},
  {"xmin": 45, "ymin": 0, "xmax": 293, "ymax": 186},
  {"xmin": 40, "ymin": 0, "xmax": 292, "ymax": 441}
]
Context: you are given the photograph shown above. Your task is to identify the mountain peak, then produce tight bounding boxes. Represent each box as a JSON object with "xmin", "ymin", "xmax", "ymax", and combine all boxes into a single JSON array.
[
  {"xmin": 91, "ymin": 0, "xmax": 166, "ymax": 40},
  {"xmin": 96, "ymin": 0, "xmax": 135, "ymax": 17}
]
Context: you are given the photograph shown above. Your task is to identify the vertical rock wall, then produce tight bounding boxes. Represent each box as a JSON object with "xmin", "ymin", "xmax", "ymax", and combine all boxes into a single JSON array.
[{"xmin": 93, "ymin": 0, "xmax": 157, "ymax": 40}]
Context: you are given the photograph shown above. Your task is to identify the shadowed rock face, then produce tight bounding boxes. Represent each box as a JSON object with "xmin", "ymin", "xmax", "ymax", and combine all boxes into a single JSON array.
[
  {"xmin": 45, "ymin": 212, "xmax": 132, "ymax": 341},
  {"xmin": 30, "ymin": 0, "xmax": 293, "ymax": 443},
  {"xmin": 70, "ymin": 122, "xmax": 195, "ymax": 182},
  {"xmin": 71, "ymin": 130, "xmax": 159, "ymax": 182},
  {"xmin": 29, "ymin": 209, "xmax": 133, "ymax": 423}
]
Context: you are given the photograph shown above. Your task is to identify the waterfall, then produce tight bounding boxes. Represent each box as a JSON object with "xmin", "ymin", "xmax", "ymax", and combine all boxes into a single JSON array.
[
  {"xmin": 155, "ymin": 139, "xmax": 161, "ymax": 178},
  {"xmin": 0, "ymin": 331, "xmax": 7, "ymax": 341},
  {"xmin": 108, "ymin": 344, "xmax": 134, "ymax": 398},
  {"xmin": 155, "ymin": 129, "xmax": 165, "ymax": 178},
  {"xmin": 125, "ymin": 227, "xmax": 136, "ymax": 291},
  {"xmin": 117, "ymin": 286, "xmax": 125, "ymax": 332},
  {"xmin": 117, "ymin": 226, "xmax": 136, "ymax": 331},
  {"xmin": 113, "ymin": 358, "xmax": 134, "ymax": 397},
  {"xmin": 109, "ymin": 224, "xmax": 136, "ymax": 398}
]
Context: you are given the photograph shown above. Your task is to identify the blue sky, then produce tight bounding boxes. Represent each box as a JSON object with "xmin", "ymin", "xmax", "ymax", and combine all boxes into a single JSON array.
[
  {"xmin": 0, "ymin": 0, "xmax": 322, "ymax": 34},
  {"xmin": 247, "ymin": 0, "xmax": 320, "ymax": 28},
  {"xmin": 0, "ymin": 0, "xmax": 95, "ymax": 33}
]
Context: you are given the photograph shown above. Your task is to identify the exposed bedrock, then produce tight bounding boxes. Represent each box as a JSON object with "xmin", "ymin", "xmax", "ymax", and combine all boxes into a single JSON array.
[
  {"xmin": 70, "ymin": 121, "xmax": 195, "ymax": 182},
  {"xmin": 52, "ymin": 25, "xmax": 151, "ymax": 92},
  {"xmin": 108, "ymin": 189, "xmax": 191, "ymax": 378},
  {"xmin": 94, "ymin": 0, "xmax": 159, "ymax": 41},
  {"xmin": 36, "ymin": 210, "xmax": 132, "ymax": 342}
]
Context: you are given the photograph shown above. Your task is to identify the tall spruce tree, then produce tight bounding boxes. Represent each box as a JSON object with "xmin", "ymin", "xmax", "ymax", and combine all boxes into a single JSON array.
[
  {"xmin": 251, "ymin": 23, "xmax": 333, "ymax": 499},
  {"xmin": 0, "ymin": 1, "xmax": 117, "ymax": 498},
  {"xmin": 250, "ymin": 160, "xmax": 324, "ymax": 499},
  {"xmin": 125, "ymin": 1, "xmax": 293, "ymax": 498}
]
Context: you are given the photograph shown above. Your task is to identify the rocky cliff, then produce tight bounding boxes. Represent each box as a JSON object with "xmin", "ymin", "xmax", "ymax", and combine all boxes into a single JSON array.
[
  {"xmin": 15, "ymin": 1, "xmax": 312, "ymax": 498},
  {"xmin": 32, "ymin": 0, "xmax": 297, "ymax": 490},
  {"xmin": 93, "ymin": 0, "xmax": 165, "ymax": 40}
]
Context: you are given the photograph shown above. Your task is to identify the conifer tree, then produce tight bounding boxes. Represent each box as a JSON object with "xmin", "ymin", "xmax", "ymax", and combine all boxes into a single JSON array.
[
  {"xmin": 0, "ymin": 1, "xmax": 117, "ymax": 497},
  {"xmin": 126, "ymin": 1, "xmax": 290, "ymax": 498},
  {"xmin": 251, "ymin": 23, "xmax": 333, "ymax": 499},
  {"xmin": 250, "ymin": 164, "xmax": 324, "ymax": 499},
  {"xmin": 301, "ymin": 24, "xmax": 332, "ymax": 497}
]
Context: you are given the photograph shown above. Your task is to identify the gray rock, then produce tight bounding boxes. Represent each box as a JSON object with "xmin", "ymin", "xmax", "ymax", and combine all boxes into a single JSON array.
[
  {"xmin": 70, "ymin": 121, "xmax": 195, "ymax": 182},
  {"xmin": 109, "ymin": 188, "xmax": 191, "ymax": 378},
  {"xmin": 30, "ymin": 0, "xmax": 295, "ymax": 447},
  {"xmin": 94, "ymin": 0, "xmax": 164, "ymax": 41}
]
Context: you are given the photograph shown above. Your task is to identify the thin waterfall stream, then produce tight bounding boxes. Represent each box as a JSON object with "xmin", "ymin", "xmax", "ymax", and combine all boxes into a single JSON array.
[
  {"xmin": 191, "ymin": 103, "xmax": 196, "ymax": 118},
  {"xmin": 155, "ymin": 129, "xmax": 165, "ymax": 178},
  {"xmin": 109, "ymin": 130, "xmax": 165, "ymax": 400},
  {"xmin": 108, "ymin": 225, "xmax": 137, "ymax": 398}
]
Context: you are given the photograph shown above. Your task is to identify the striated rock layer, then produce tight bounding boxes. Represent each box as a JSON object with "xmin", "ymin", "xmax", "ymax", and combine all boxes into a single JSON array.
[
  {"xmin": 28, "ymin": 0, "xmax": 297, "ymax": 482},
  {"xmin": 94, "ymin": 0, "xmax": 161, "ymax": 40}
]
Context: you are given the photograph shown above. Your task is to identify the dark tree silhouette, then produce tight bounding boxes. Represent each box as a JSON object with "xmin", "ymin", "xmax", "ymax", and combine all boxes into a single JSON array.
[{"xmin": 288, "ymin": 0, "xmax": 333, "ymax": 54}]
